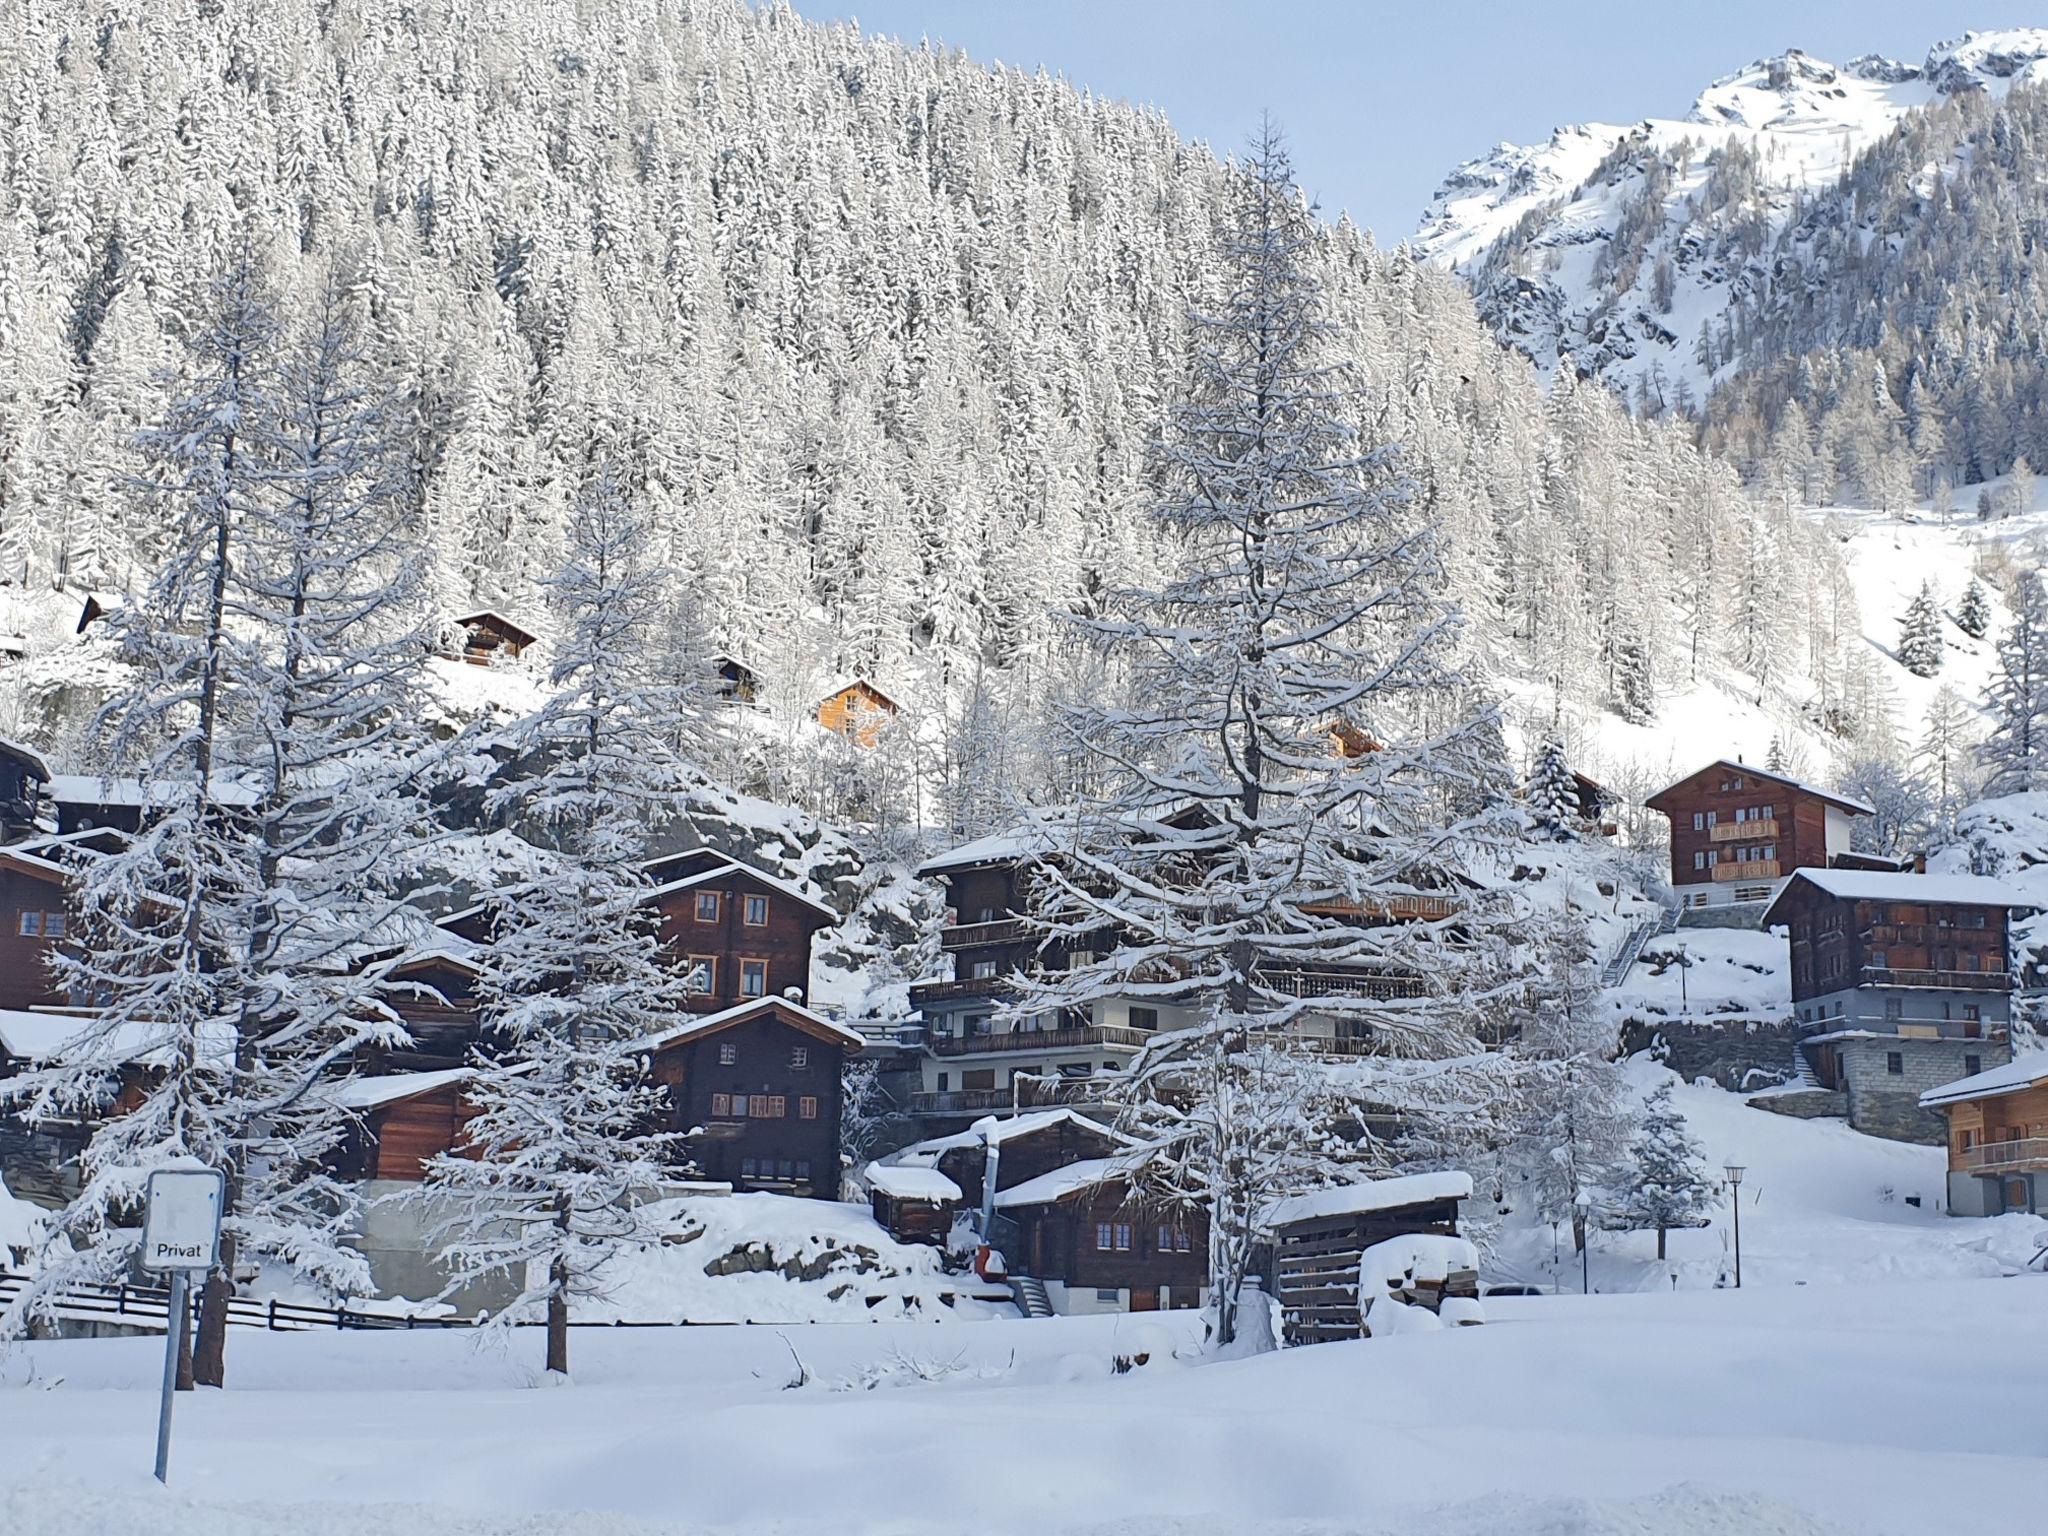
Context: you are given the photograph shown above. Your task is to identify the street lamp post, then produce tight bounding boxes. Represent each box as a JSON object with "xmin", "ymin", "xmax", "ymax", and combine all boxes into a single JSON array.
[{"xmin": 1723, "ymin": 1164, "xmax": 1746, "ymax": 1288}]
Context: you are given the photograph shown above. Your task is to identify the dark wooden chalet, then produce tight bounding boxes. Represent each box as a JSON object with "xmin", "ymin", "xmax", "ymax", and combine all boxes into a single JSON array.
[
  {"xmin": 1263, "ymin": 1170, "xmax": 1472, "ymax": 1345},
  {"xmin": 909, "ymin": 1107, "xmax": 1139, "ymax": 1217},
  {"xmin": 992, "ymin": 1153, "xmax": 1207, "ymax": 1313},
  {"xmin": 638, "ymin": 996, "xmax": 863, "ymax": 1200},
  {"xmin": 0, "ymin": 738, "xmax": 49, "ymax": 837},
  {"xmin": 864, "ymin": 1162, "xmax": 964, "ymax": 1244},
  {"xmin": 0, "ymin": 848, "xmax": 70, "ymax": 1011},
  {"xmin": 1645, "ymin": 760, "xmax": 1873, "ymax": 907},
  {"xmin": 45, "ymin": 773, "xmax": 260, "ymax": 843},
  {"xmin": 818, "ymin": 678, "xmax": 899, "ymax": 747},
  {"xmin": 449, "ymin": 610, "xmax": 537, "ymax": 665}
]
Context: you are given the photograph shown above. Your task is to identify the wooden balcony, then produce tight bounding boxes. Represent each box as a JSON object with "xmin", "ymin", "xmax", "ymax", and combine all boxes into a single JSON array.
[
  {"xmin": 906, "ymin": 1088, "xmax": 1019, "ymax": 1116},
  {"xmin": 939, "ymin": 918, "xmax": 1029, "ymax": 951},
  {"xmin": 1709, "ymin": 820, "xmax": 1778, "ymax": 843},
  {"xmin": 930, "ymin": 1023, "xmax": 1152, "ymax": 1057},
  {"xmin": 1254, "ymin": 969, "xmax": 1427, "ymax": 1001},
  {"xmin": 1962, "ymin": 1137, "xmax": 2048, "ymax": 1174},
  {"xmin": 1861, "ymin": 967, "xmax": 2007, "ymax": 992},
  {"xmin": 1710, "ymin": 860, "xmax": 1780, "ymax": 882},
  {"xmin": 908, "ymin": 975, "xmax": 1014, "ymax": 1007}
]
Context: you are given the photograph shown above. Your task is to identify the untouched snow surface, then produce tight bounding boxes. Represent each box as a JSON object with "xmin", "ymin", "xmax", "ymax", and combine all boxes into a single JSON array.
[{"xmin": 3, "ymin": 1273, "xmax": 2044, "ymax": 1535}]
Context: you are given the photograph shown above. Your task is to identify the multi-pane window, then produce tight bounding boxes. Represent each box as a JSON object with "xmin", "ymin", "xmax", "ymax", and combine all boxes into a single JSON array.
[
  {"xmin": 743, "ymin": 895, "xmax": 769, "ymax": 927},
  {"xmin": 42, "ymin": 912, "xmax": 64, "ymax": 938},
  {"xmin": 688, "ymin": 957, "xmax": 717, "ymax": 994},
  {"xmin": 1095, "ymin": 1222, "xmax": 1114, "ymax": 1251},
  {"xmin": 718, "ymin": 1041, "xmax": 737, "ymax": 1065},
  {"xmin": 1129, "ymin": 1007, "xmax": 1159, "ymax": 1030},
  {"xmin": 711, "ymin": 1092, "xmax": 732, "ymax": 1115},
  {"xmin": 790, "ymin": 1046, "xmax": 809, "ymax": 1069},
  {"xmin": 695, "ymin": 892, "xmax": 720, "ymax": 923},
  {"xmin": 741, "ymin": 959, "xmax": 768, "ymax": 997},
  {"xmin": 1886, "ymin": 1052, "xmax": 1904, "ymax": 1075},
  {"xmin": 16, "ymin": 912, "xmax": 39, "ymax": 937},
  {"xmin": 799, "ymin": 1096, "xmax": 818, "ymax": 1120}
]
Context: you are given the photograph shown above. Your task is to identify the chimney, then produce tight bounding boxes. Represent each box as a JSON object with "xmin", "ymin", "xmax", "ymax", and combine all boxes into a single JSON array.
[{"xmin": 1913, "ymin": 850, "xmax": 1927, "ymax": 875}]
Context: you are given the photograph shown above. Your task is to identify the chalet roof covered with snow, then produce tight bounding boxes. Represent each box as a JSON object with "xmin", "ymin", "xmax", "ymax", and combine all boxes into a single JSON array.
[
  {"xmin": 1920, "ymin": 1054, "xmax": 2048, "ymax": 1108},
  {"xmin": 917, "ymin": 817, "xmax": 1076, "ymax": 876},
  {"xmin": 863, "ymin": 1164, "xmax": 963, "ymax": 1202},
  {"xmin": 992, "ymin": 1152, "xmax": 1153, "ymax": 1209},
  {"xmin": 0, "ymin": 845, "xmax": 68, "ymax": 884},
  {"xmin": 643, "ymin": 858, "xmax": 838, "ymax": 922},
  {"xmin": 633, "ymin": 996, "xmax": 865, "ymax": 1056},
  {"xmin": 883, "ymin": 1107, "xmax": 1141, "ymax": 1165},
  {"xmin": 45, "ymin": 773, "xmax": 261, "ymax": 809},
  {"xmin": 1761, "ymin": 868, "xmax": 2032, "ymax": 927},
  {"xmin": 818, "ymin": 676, "xmax": 899, "ymax": 710},
  {"xmin": 0, "ymin": 737, "xmax": 51, "ymax": 780},
  {"xmin": 452, "ymin": 610, "xmax": 538, "ymax": 646},
  {"xmin": 325, "ymin": 1067, "xmax": 472, "ymax": 1111},
  {"xmin": 0, "ymin": 1009, "xmax": 234, "ymax": 1071},
  {"xmin": 1644, "ymin": 760, "xmax": 1876, "ymax": 817},
  {"xmin": 1261, "ymin": 1170, "xmax": 1474, "ymax": 1231}
]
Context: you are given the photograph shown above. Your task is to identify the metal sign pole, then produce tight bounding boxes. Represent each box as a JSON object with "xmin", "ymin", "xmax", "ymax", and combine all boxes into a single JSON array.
[
  {"xmin": 154, "ymin": 1269, "xmax": 187, "ymax": 1483},
  {"xmin": 139, "ymin": 1165, "xmax": 225, "ymax": 1486}
]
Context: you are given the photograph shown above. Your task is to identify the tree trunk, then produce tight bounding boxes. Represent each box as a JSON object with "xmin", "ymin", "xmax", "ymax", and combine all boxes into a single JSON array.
[
  {"xmin": 546, "ymin": 1261, "xmax": 570, "ymax": 1378},
  {"xmin": 1656, "ymin": 1224, "xmax": 1667, "ymax": 1261},
  {"xmin": 192, "ymin": 1239, "xmax": 233, "ymax": 1388}
]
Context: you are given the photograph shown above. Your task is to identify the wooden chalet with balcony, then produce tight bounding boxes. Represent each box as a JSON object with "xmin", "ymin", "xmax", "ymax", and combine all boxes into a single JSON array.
[
  {"xmin": 1762, "ymin": 869, "xmax": 2027, "ymax": 1143},
  {"xmin": 1646, "ymin": 761, "xmax": 1876, "ymax": 910},
  {"xmin": 1922, "ymin": 1056, "xmax": 2048, "ymax": 1217}
]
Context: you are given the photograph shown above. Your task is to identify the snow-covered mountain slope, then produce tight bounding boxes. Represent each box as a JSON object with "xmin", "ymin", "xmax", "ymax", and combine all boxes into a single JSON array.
[
  {"xmin": 1414, "ymin": 31, "xmax": 2048, "ymax": 405},
  {"xmin": 1527, "ymin": 483, "xmax": 2048, "ymax": 829}
]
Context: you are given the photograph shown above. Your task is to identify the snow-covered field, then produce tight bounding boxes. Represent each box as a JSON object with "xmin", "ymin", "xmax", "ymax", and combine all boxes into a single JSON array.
[{"xmin": 5, "ymin": 1267, "xmax": 2046, "ymax": 1536}]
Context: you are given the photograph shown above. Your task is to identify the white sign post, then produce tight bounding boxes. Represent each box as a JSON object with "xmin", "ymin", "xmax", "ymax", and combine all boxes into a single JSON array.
[{"xmin": 141, "ymin": 1167, "xmax": 225, "ymax": 1484}]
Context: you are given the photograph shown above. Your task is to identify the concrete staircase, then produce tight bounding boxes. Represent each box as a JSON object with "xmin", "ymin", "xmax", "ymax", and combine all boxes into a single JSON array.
[{"xmin": 1009, "ymin": 1274, "xmax": 1055, "ymax": 1318}]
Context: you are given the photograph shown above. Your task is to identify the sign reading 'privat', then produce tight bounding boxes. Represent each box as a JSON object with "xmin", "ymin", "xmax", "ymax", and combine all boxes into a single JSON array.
[{"xmin": 140, "ymin": 1168, "xmax": 226, "ymax": 1273}]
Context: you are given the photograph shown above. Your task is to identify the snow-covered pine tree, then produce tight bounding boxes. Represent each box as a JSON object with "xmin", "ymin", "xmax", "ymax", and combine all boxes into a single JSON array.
[
  {"xmin": 1917, "ymin": 684, "xmax": 1979, "ymax": 842},
  {"xmin": 187, "ymin": 280, "xmax": 445, "ymax": 1382},
  {"xmin": 1897, "ymin": 581, "xmax": 1944, "ymax": 678},
  {"xmin": 1618, "ymin": 1082, "xmax": 1717, "ymax": 1260},
  {"xmin": 1956, "ymin": 576, "xmax": 1992, "ymax": 640},
  {"xmin": 1012, "ymin": 123, "xmax": 1515, "ymax": 1348},
  {"xmin": 1613, "ymin": 636, "xmax": 1655, "ymax": 724},
  {"xmin": 424, "ymin": 460, "xmax": 696, "ymax": 1380},
  {"xmin": 0, "ymin": 255, "xmax": 280, "ymax": 1383},
  {"xmin": 1526, "ymin": 738, "xmax": 1581, "ymax": 841},
  {"xmin": 1981, "ymin": 571, "xmax": 2048, "ymax": 796},
  {"xmin": 1504, "ymin": 910, "xmax": 1634, "ymax": 1258}
]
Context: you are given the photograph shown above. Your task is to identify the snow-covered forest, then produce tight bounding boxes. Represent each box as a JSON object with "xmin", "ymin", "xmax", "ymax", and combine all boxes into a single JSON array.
[{"xmin": 0, "ymin": 0, "xmax": 1851, "ymax": 828}]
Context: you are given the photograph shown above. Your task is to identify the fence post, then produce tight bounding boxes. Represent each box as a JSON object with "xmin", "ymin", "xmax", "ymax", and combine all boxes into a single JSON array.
[
  {"xmin": 267, "ymin": 1298, "xmax": 278, "ymax": 1332},
  {"xmin": 116, "ymin": 1283, "xmax": 127, "ymax": 1317}
]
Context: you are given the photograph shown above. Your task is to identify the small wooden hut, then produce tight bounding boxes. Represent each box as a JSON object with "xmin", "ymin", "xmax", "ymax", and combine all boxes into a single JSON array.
[
  {"xmin": 449, "ymin": 610, "xmax": 537, "ymax": 665},
  {"xmin": 1264, "ymin": 1171, "xmax": 1472, "ymax": 1346},
  {"xmin": 865, "ymin": 1162, "xmax": 963, "ymax": 1244}
]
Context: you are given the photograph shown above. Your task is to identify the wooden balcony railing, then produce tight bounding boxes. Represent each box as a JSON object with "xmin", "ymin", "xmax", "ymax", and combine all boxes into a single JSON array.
[
  {"xmin": 1709, "ymin": 820, "xmax": 1778, "ymax": 843},
  {"xmin": 1861, "ymin": 967, "xmax": 2007, "ymax": 991},
  {"xmin": 1254, "ymin": 969, "xmax": 1426, "ymax": 1001},
  {"xmin": 939, "ymin": 918, "xmax": 1029, "ymax": 951},
  {"xmin": 930, "ymin": 1023, "xmax": 1151, "ymax": 1057},
  {"xmin": 1963, "ymin": 1137, "xmax": 2048, "ymax": 1174},
  {"xmin": 906, "ymin": 1088, "xmax": 1017, "ymax": 1116},
  {"xmin": 1711, "ymin": 860, "xmax": 1781, "ymax": 882},
  {"xmin": 908, "ymin": 975, "xmax": 1015, "ymax": 1006}
]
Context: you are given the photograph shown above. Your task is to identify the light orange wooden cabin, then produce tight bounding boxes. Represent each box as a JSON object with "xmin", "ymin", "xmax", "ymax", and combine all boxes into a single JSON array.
[{"xmin": 818, "ymin": 678, "xmax": 899, "ymax": 748}]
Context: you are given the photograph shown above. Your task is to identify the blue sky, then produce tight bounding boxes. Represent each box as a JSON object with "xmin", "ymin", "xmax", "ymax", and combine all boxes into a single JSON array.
[{"xmin": 799, "ymin": 2, "xmax": 2042, "ymax": 241}]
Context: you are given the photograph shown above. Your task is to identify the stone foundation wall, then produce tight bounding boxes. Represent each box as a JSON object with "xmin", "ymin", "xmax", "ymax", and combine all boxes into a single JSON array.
[
  {"xmin": 1747, "ymin": 1087, "xmax": 1848, "ymax": 1120},
  {"xmin": 1837, "ymin": 1036, "xmax": 2012, "ymax": 1145},
  {"xmin": 1621, "ymin": 1017, "xmax": 1802, "ymax": 1092}
]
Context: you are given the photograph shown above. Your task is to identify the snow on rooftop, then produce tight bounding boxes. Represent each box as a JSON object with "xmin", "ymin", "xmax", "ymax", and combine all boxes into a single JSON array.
[
  {"xmin": 993, "ymin": 1154, "xmax": 1148, "ymax": 1209},
  {"xmin": 45, "ymin": 773, "xmax": 260, "ymax": 808},
  {"xmin": 325, "ymin": 1068, "xmax": 472, "ymax": 1111},
  {"xmin": 1919, "ymin": 1052, "xmax": 2048, "ymax": 1108},
  {"xmin": 0, "ymin": 1009, "xmax": 234, "ymax": 1071},
  {"xmin": 1765, "ymin": 868, "xmax": 2032, "ymax": 920},
  {"xmin": 643, "ymin": 858, "xmax": 838, "ymax": 920},
  {"xmin": 862, "ymin": 1164, "xmax": 963, "ymax": 1202},
  {"xmin": 1262, "ymin": 1170, "xmax": 1474, "ymax": 1231},
  {"xmin": 0, "ymin": 736, "xmax": 51, "ymax": 779},
  {"xmin": 634, "ymin": 996, "xmax": 866, "ymax": 1055}
]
